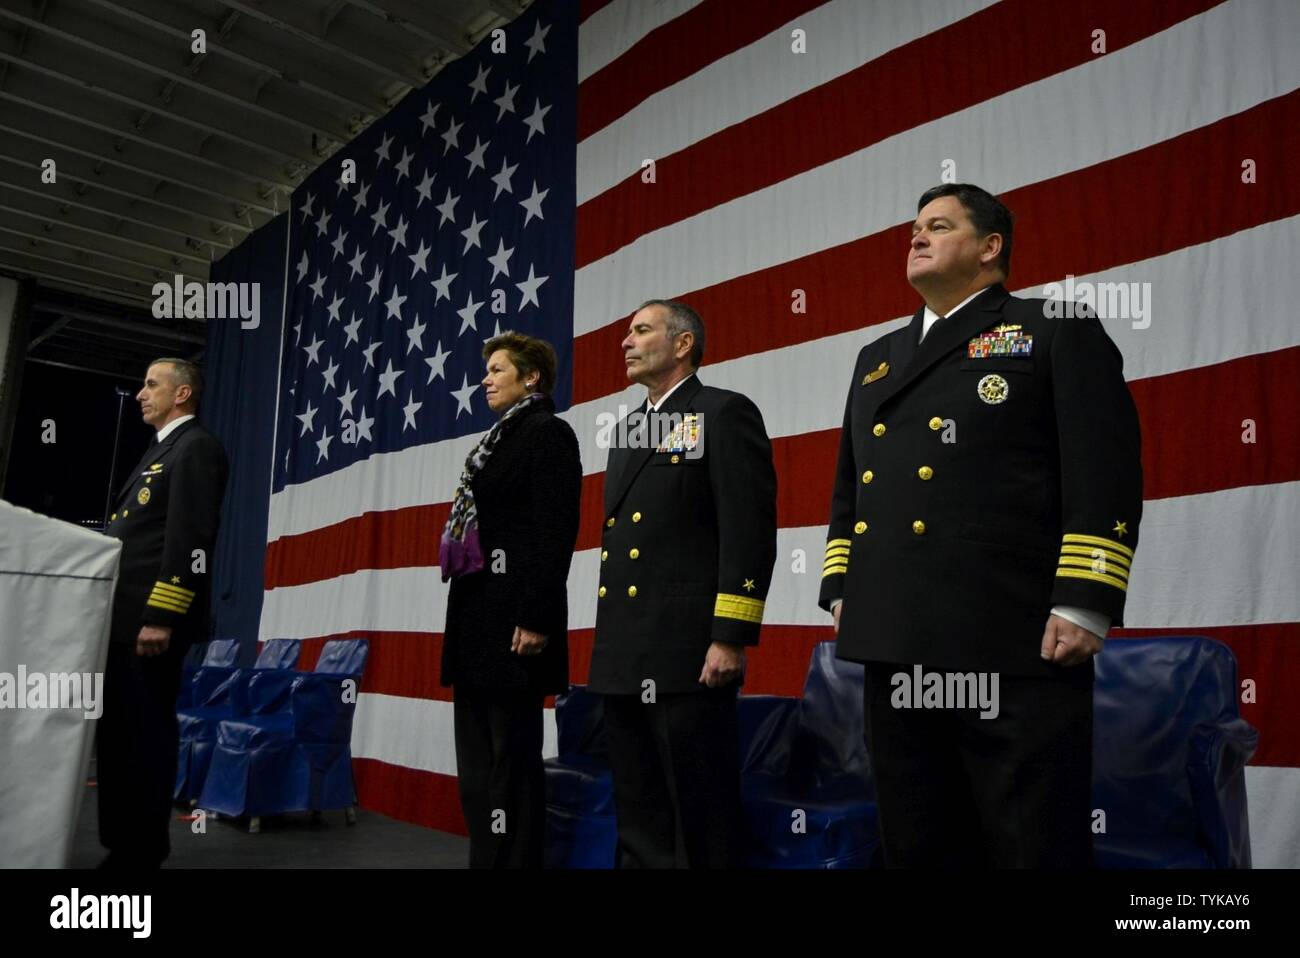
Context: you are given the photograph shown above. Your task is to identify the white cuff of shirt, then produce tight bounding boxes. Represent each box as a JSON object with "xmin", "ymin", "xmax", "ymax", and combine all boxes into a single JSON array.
[
  {"xmin": 830, "ymin": 599, "xmax": 842, "ymax": 615},
  {"xmin": 1051, "ymin": 605, "xmax": 1111, "ymax": 640}
]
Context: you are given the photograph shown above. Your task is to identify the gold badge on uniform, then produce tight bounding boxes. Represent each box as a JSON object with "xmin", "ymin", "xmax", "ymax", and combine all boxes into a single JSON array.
[
  {"xmin": 862, "ymin": 361, "xmax": 889, "ymax": 385},
  {"xmin": 977, "ymin": 374, "xmax": 1009, "ymax": 404},
  {"xmin": 137, "ymin": 487, "xmax": 151, "ymax": 505}
]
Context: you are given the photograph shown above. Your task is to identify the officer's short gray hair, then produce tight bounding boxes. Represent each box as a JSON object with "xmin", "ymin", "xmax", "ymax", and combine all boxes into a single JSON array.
[
  {"xmin": 149, "ymin": 357, "xmax": 203, "ymax": 407},
  {"xmin": 638, "ymin": 299, "xmax": 705, "ymax": 368}
]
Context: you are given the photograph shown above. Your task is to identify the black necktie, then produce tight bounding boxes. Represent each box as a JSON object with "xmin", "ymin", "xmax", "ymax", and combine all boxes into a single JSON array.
[{"xmin": 921, "ymin": 314, "xmax": 945, "ymax": 343}]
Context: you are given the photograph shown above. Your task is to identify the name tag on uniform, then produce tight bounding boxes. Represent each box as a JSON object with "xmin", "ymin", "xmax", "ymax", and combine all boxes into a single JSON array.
[{"xmin": 862, "ymin": 361, "xmax": 890, "ymax": 385}]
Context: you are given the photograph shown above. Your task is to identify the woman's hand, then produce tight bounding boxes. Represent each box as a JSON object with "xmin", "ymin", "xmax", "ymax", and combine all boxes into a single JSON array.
[{"xmin": 512, "ymin": 626, "xmax": 548, "ymax": 655}]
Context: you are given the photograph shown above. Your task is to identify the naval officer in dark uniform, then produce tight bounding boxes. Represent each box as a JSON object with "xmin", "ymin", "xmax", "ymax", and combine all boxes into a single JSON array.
[
  {"xmin": 98, "ymin": 357, "xmax": 228, "ymax": 868},
  {"xmin": 819, "ymin": 184, "xmax": 1143, "ymax": 867},
  {"xmin": 590, "ymin": 299, "xmax": 777, "ymax": 868}
]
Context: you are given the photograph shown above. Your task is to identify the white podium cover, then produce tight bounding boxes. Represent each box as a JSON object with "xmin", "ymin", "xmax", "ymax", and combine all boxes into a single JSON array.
[{"xmin": 0, "ymin": 499, "xmax": 121, "ymax": 867}]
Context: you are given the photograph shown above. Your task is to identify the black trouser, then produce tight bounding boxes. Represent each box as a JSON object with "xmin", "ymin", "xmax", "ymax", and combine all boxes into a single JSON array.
[
  {"xmin": 863, "ymin": 661, "xmax": 1094, "ymax": 868},
  {"xmin": 602, "ymin": 686, "xmax": 742, "ymax": 869},
  {"xmin": 97, "ymin": 639, "xmax": 188, "ymax": 867},
  {"xmin": 452, "ymin": 686, "xmax": 546, "ymax": 869}
]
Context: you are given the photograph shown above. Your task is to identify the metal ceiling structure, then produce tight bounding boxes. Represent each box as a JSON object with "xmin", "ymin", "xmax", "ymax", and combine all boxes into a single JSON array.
[{"xmin": 0, "ymin": 0, "xmax": 526, "ymax": 380}]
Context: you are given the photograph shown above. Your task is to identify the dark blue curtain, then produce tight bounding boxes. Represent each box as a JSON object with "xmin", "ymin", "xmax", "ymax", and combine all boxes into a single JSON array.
[{"xmin": 204, "ymin": 213, "xmax": 288, "ymax": 664}]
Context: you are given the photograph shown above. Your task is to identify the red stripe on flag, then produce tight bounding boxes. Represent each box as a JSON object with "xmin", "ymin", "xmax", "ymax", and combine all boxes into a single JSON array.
[
  {"xmin": 577, "ymin": 0, "xmax": 827, "ymax": 141},
  {"xmin": 1133, "ymin": 346, "xmax": 1300, "ymax": 501},
  {"xmin": 345, "ymin": 624, "xmax": 1296, "ymax": 838},
  {"xmin": 573, "ymin": 89, "xmax": 1300, "ymax": 404},
  {"xmin": 576, "ymin": 0, "xmax": 1223, "ymax": 267},
  {"xmin": 289, "ymin": 621, "xmax": 1300, "ymax": 768},
  {"xmin": 265, "ymin": 474, "xmax": 605, "ymax": 589},
  {"xmin": 289, "ymin": 632, "xmax": 452, "ymax": 700},
  {"xmin": 273, "ymin": 630, "xmax": 568, "ymax": 705},
  {"xmin": 272, "ymin": 632, "xmax": 453, "ymax": 698},
  {"xmin": 266, "ymin": 630, "xmax": 593, "ymax": 702},
  {"xmin": 353, "ymin": 759, "xmax": 467, "ymax": 835},
  {"xmin": 265, "ymin": 503, "xmax": 447, "ymax": 589},
  {"xmin": 1113, "ymin": 624, "xmax": 1300, "ymax": 768},
  {"xmin": 262, "ymin": 348, "xmax": 1300, "ymax": 587},
  {"xmin": 264, "ymin": 625, "xmax": 813, "ymax": 701}
]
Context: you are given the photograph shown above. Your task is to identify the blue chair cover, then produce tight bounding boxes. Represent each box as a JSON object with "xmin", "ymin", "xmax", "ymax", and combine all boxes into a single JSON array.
[
  {"xmin": 542, "ymin": 637, "xmax": 1257, "ymax": 869},
  {"xmin": 1093, "ymin": 635, "xmax": 1257, "ymax": 868},
  {"xmin": 174, "ymin": 639, "xmax": 302, "ymax": 801},
  {"xmin": 543, "ymin": 645, "xmax": 881, "ymax": 869},
  {"xmin": 177, "ymin": 638, "xmax": 240, "ymax": 709},
  {"xmin": 740, "ymin": 643, "xmax": 879, "ymax": 868},
  {"xmin": 544, "ymin": 687, "xmax": 616, "ymax": 868},
  {"xmin": 198, "ymin": 639, "xmax": 369, "ymax": 818}
]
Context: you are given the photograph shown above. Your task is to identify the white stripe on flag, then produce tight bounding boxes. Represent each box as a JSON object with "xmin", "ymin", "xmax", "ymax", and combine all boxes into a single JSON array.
[
  {"xmin": 1245, "ymin": 766, "xmax": 1300, "ymax": 869},
  {"xmin": 350, "ymin": 694, "xmax": 558, "ymax": 776},
  {"xmin": 572, "ymin": 0, "xmax": 1300, "ymax": 333},
  {"xmin": 576, "ymin": 0, "xmax": 997, "ymax": 202},
  {"xmin": 578, "ymin": 0, "xmax": 704, "ymax": 83},
  {"xmin": 262, "ymin": 482, "xmax": 1300, "ymax": 638},
  {"xmin": 267, "ymin": 214, "xmax": 1300, "ymax": 543},
  {"xmin": 261, "ymin": 566, "xmax": 444, "ymax": 641},
  {"xmin": 1125, "ymin": 481, "xmax": 1300, "ymax": 629}
]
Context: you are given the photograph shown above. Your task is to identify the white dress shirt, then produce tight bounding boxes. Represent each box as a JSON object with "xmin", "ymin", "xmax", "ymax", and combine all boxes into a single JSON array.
[
  {"xmin": 919, "ymin": 287, "xmax": 989, "ymax": 341},
  {"xmin": 647, "ymin": 372, "xmax": 696, "ymax": 412},
  {"xmin": 156, "ymin": 414, "xmax": 195, "ymax": 443}
]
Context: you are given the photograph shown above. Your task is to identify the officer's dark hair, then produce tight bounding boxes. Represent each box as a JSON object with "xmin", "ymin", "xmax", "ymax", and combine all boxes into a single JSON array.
[
  {"xmin": 917, "ymin": 183, "xmax": 1014, "ymax": 279},
  {"xmin": 482, "ymin": 330, "xmax": 557, "ymax": 394},
  {"xmin": 638, "ymin": 299, "xmax": 705, "ymax": 368},
  {"xmin": 150, "ymin": 357, "xmax": 203, "ymax": 408}
]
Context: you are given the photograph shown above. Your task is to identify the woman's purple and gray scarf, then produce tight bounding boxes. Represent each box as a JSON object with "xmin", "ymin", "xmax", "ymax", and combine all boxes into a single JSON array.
[{"xmin": 439, "ymin": 390, "xmax": 546, "ymax": 581}]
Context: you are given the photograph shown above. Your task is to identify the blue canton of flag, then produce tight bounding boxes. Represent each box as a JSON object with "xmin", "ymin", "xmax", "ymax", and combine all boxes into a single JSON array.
[{"xmin": 273, "ymin": 2, "xmax": 576, "ymax": 492}]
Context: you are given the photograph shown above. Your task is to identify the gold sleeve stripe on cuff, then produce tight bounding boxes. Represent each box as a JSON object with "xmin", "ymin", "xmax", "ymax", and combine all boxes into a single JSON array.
[
  {"xmin": 146, "ymin": 596, "xmax": 190, "ymax": 613},
  {"xmin": 822, "ymin": 557, "xmax": 849, "ymax": 570},
  {"xmin": 152, "ymin": 581, "xmax": 196, "ymax": 599},
  {"xmin": 1057, "ymin": 556, "xmax": 1129, "ymax": 582},
  {"xmin": 149, "ymin": 584, "xmax": 194, "ymax": 602},
  {"xmin": 1061, "ymin": 533, "xmax": 1134, "ymax": 560},
  {"xmin": 822, "ymin": 566, "xmax": 848, "ymax": 578},
  {"xmin": 1056, "ymin": 568, "xmax": 1128, "ymax": 592},
  {"xmin": 1058, "ymin": 544, "xmax": 1132, "ymax": 571},
  {"xmin": 714, "ymin": 593, "xmax": 765, "ymax": 624},
  {"xmin": 825, "ymin": 538, "xmax": 852, "ymax": 550},
  {"xmin": 148, "ymin": 589, "xmax": 192, "ymax": 609}
]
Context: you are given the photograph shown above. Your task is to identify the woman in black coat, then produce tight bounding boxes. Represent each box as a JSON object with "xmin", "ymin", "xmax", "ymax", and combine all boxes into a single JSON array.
[{"xmin": 439, "ymin": 331, "xmax": 582, "ymax": 868}]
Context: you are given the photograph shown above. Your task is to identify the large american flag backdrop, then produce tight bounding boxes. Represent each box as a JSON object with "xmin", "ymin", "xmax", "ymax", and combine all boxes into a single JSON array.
[{"xmin": 251, "ymin": 0, "xmax": 1300, "ymax": 866}]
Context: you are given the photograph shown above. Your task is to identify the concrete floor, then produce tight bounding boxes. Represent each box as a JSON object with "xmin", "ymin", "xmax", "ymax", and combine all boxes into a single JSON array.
[{"xmin": 70, "ymin": 760, "xmax": 469, "ymax": 868}]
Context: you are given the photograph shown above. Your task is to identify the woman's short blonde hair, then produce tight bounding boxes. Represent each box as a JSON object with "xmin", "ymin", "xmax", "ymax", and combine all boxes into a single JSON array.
[{"xmin": 482, "ymin": 331, "xmax": 558, "ymax": 394}]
